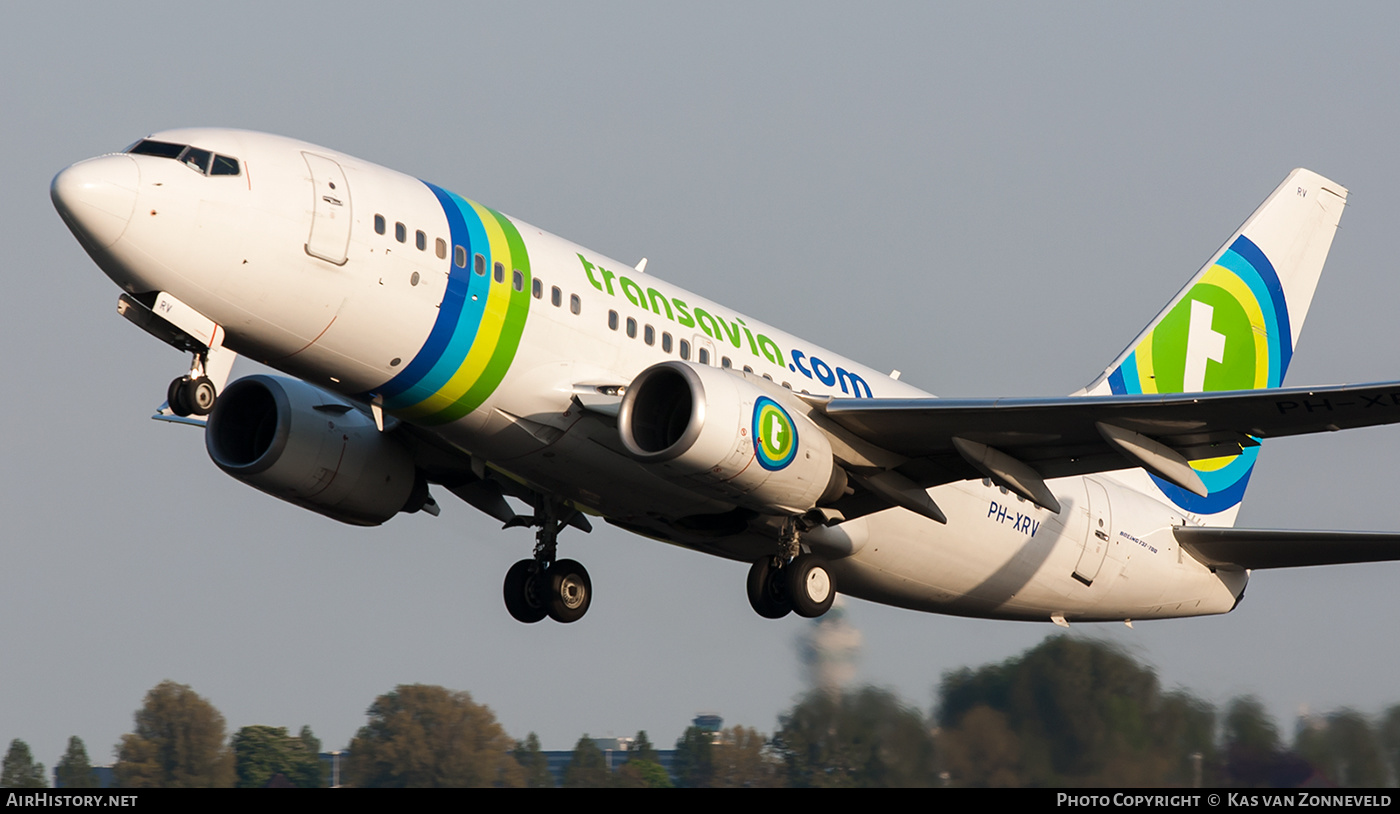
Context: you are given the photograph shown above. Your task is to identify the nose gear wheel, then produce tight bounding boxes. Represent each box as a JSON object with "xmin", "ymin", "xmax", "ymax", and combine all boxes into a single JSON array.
[{"xmin": 167, "ymin": 375, "xmax": 217, "ymax": 417}]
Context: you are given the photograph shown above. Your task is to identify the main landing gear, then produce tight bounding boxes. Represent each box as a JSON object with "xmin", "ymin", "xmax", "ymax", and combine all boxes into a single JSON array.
[
  {"xmin": 503, "ymin": 498, "xmax": 593, "ymax": 624},
  {"xmin": 745, "ymin": 518, "xmax": 837, "ymax": 619}
]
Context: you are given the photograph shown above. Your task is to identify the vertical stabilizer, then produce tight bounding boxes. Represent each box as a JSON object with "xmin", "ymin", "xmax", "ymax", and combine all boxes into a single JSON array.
[{"xmin": 1083, "ymin": 169, "xmax": 1348, "ymax": 525}]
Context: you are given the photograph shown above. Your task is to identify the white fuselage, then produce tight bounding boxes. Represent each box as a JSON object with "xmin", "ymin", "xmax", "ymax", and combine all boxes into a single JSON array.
[{"xmin": 57, "ymin": 129, "xmax": 1245, "ymax": 623}]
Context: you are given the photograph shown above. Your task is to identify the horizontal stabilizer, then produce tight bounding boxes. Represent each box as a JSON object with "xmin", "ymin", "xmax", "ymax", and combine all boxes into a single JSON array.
[{"xmin": 1176, "ymin": 527, "xmax": 1400, "ymax": 570}]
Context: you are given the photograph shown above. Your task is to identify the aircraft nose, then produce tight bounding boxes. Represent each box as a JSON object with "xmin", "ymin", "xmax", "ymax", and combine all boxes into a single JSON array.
[{"xmin": 51, "ymin": 154, "xmax": 139, "ymax": 249}]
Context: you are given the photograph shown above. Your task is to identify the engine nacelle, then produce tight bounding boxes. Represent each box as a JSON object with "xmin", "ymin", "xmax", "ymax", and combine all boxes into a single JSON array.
[
  {"xmin": 205, "ymin": 375, "xmax": 426, "ymax": 526},
  {"xmin": 617, "ymin": 361, "xmax": 846, "ymax": 515}
]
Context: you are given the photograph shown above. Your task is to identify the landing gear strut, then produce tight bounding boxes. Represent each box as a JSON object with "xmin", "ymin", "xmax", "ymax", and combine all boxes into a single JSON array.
[
  {"xmin": 502, "ymin": 497, "xmax": 593, "ymax": 624},
  {"xmin": 746, "ymin": 518, "xmax": 838, "ymax": 620}
]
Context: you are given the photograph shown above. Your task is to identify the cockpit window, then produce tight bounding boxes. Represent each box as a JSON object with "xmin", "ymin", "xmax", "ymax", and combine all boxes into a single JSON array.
[
  {"xmin": 128, "ymin": 140, "xmax": 185, "ymax": 159},
  {"xmin": 125, "ymin": 139, "xmax": 241, "ymax": 177},
  {"xmin": 210, "ymin": 155, "xmax": 240, "ymax": 176},
  {"xmin": 181, "ymin": 147, "xmax": 212, "ymax": 174}
]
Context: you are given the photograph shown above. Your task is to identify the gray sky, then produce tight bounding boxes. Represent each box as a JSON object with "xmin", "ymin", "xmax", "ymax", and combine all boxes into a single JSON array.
[{"xmin": 6, "ymin": 2, "xmax": 1400, "ymax": 763}]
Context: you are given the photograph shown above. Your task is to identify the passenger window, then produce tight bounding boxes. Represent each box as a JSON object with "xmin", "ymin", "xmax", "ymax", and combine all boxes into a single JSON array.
[
  {"xmin": 608, "ymin": 310, "xmax": 619, "ymax": 330},
  {"xmin": 722, "ymin": 357, "xmax": 732, "ymax": 369},
  {"xmin": 436, "ymin": 238, "xmax": 447, "ymax": 259},
  {"xmin": 662, "ymin": 332, "xmax": 673, "ymax": 353},
  {"xmin": 416, "ymin": 230, "xmax": 427, "ymax": 251},
  {"xmin": 698, "ymin": 348, "xmax": 710, "ymax": 365},
  {"xmin": 474, "ymin": 254, "xmax": 486, "ymax": 275},
  {"xmin": 210, "ymin": 155, "xmax": 240, "ymax": 176},
  {"xmin": 512, "ymin": 270, "xmax": 523, "ymax": 291},
  {"xmin": 763, "ymin": 373, "xmax": 773, "ymax": 381},
  {"xmin": 455, "ymin": 246, "xmax": 467, "ymax": 268},
  {"xmin": 494, "ymin": 262, "xmax": 504, "ymax": 283},
  {"xmin": 626, "ymin": 317, "xmax": 637, "ymax": 338},
  {"xmin": 551, "ymin": 286, "xmax": 562, "ymax": 307},
  {"xmin": 679, "ymin": 339, "xmax": 691, "ymax": 360},
  {"xmin": 644, "ymin": 325, "xmax": 655, "ymax": 346},
  {"xmin": 570, "ymin": 294, "xmax": 581, "ymax": 315},
  {"xmin": 374, "ymin": 215, "xmax": 386, "ymax": 235},
  {"xmin": 532, "ymin": 278, "xmax": 543, "ymax": 299},
  {"xmin": 396, "ymin": 222, "xmax": 407, "ymax": 243},
  {"xmin": 743, "ymin": 365, "xmax": 753, "ymax": 374}
]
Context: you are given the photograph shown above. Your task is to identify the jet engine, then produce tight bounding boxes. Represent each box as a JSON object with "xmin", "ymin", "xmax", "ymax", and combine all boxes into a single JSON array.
[
  {"xmin": 205, "ymin": 375, "xmax": 430, "ymax": 526},
  {"xmin": 617, "ymin": 361, "xmax": 847, "ymax": 515}
]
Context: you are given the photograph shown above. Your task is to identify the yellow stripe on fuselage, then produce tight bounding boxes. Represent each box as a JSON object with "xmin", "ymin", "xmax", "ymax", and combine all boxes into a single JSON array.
[{"xmin": 397, "ymin": 202, "xmax": 515, "ymax": 419}]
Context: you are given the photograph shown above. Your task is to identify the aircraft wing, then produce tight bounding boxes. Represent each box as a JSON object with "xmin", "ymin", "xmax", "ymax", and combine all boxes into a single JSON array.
[
  {"xmin": 1174, "ymin": 527, "xmax": 1400, "ymax": 570},
  {"xmin": 815, "ymin": 381, "xmax": 1400, "ymax": 511}
]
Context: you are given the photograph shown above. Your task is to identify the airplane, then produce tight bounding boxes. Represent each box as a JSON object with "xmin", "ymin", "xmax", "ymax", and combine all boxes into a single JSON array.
[{"xmin": 51, "ymin": 128, "xmax": 1400, "ymax": 627}]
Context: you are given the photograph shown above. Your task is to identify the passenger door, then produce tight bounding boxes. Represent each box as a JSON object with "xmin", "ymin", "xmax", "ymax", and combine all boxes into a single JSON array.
[{"xmin": 303, "ymin": 152, "xmax": 351, "ymax": 265}]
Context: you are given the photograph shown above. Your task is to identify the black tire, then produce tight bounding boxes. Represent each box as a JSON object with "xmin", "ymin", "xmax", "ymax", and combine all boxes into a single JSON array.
[
  {"xmin": 187, "ymin": 376, "xmax": 218, "ymax": 416},
  {"xmin": 746, "ymin": 557, "xmax": 792, "ymax": 619},
  {"xmin": 503, "ymin": 559, "xmax": 548, "ymax": 623},
  {"xmin": 167, "ymin": 376, "xmax": 193, "ymax": 417},
  {"xmin": 787, "ymin": 554, "xmax": 836, "ymax": 618},
  {"xmin": 545, "ymin": 559, "xmax": 591, "ymax": 623}
]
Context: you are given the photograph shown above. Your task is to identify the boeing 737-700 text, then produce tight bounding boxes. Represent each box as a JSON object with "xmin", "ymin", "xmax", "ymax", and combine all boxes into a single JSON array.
[{"xmin": 50, "ymin": 129, "xmax": 1400, "ymax": 625}]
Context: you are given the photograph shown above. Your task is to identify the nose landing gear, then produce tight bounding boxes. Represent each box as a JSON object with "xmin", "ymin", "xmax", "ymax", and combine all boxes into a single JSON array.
[
  {"xmin": 167, "ymin": 373, "xmax": 218, "ymax": 417},
  {"xmin": 113, "ymin": 291, "xmax": 234, "ymax": 421}
]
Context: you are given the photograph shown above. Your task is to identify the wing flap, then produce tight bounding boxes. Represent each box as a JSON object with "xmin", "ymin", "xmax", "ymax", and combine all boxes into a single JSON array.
[{"xmin": 1176, "ymin": 527, "xmax": 1400, "ymax": 570}]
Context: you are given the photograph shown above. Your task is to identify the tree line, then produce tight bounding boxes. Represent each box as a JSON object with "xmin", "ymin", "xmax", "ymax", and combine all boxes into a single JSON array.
[{"xmin": 5, "ymin": 636, "xmax": 1400, "ymax": 787}]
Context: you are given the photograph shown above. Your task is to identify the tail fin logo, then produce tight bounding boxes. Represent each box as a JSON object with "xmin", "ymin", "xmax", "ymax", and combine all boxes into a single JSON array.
[{"xmin": 1107, "ymin": 234, "xmax": 1292, "ymax": 514}]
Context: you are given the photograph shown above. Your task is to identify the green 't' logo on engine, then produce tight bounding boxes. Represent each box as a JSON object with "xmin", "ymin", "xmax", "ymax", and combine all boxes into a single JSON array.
[{"xmin": 753, "ymin": 397, "xmax": 797, "ymax": 471}]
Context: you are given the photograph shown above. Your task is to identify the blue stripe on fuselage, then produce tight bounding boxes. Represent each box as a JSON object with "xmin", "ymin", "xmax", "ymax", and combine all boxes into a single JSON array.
[{"xmin": 378, "ymin": 182, "xmax": 491, "ymax": 408}]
